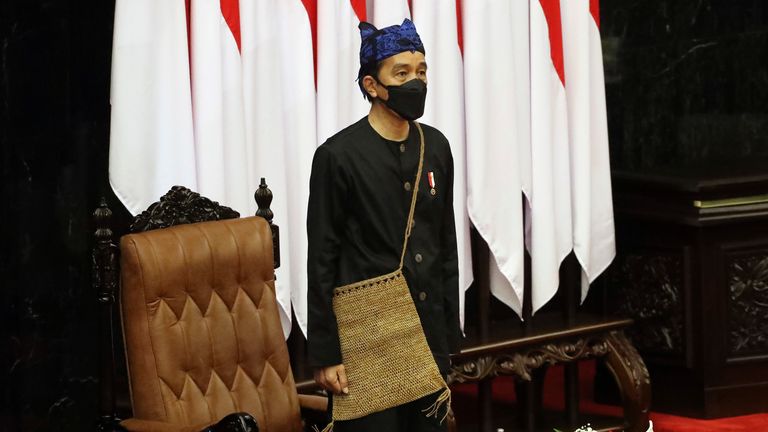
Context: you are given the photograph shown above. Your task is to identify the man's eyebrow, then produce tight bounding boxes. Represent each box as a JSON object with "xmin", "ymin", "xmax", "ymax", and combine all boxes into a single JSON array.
[{"xmin": 391, "ymin": 61, "xmax": 429, "ymax": 70}]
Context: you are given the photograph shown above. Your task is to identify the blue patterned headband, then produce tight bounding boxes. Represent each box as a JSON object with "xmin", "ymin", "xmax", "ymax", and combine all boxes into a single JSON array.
[{"xmin": 357, "ymin": 19, "xmax": 425, "ymax": 95}]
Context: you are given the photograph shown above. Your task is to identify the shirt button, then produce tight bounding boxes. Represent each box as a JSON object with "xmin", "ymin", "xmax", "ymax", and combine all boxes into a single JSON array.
[
  {"xmin": 414, "ymin": 253, "xmax": 423, "ymax": 263},
  {"xmin": 399, "ymin": 143, "xmax": 406, "ymax": 153},
  {"xmin": 418, "ymin": 292, "xmax": 427, "ymax": 301},
  {"xmin": 404, "ymin": 182, "xmax": 412, "ymax": 192}
]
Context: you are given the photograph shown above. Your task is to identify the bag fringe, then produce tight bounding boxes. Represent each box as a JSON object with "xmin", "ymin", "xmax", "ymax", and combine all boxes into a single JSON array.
[
  {"xmin": 421, "ymin": 387, "xmax": 452, "ymax": 424},
  {"xmin": 312, "ymin": 421, "xmax": 334, "ymax": 432}
]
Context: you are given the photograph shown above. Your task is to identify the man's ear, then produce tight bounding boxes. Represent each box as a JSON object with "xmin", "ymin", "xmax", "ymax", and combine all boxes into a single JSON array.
[{"xmin": 362, "ymin": 75, "xmax": 379, "ymax": 99}]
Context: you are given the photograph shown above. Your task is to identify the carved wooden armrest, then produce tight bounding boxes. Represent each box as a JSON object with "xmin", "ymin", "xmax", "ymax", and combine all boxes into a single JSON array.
[
  {"xmin": 295, "ymin": 379, "xmax": 329, "ymax": 429},
  {"xmin": 298, "ymin": 394, "xmax": 328, "ymax": 413}
]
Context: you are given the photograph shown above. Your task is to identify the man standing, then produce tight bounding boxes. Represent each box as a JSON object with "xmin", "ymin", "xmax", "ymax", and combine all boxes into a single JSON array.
[{"xmin": 307, "ymin": 19, "xmax": 460, "ymax": 431}]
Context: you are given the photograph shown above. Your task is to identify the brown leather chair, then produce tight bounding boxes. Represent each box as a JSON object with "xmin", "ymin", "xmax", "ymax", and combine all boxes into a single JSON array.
[
  {"xmin": 120, "ymin": 215, "xmax": 313, "ymax": 431},
  {"xmin": 92, "ymin": 185, "xmax": 325, "ymax": 432}
]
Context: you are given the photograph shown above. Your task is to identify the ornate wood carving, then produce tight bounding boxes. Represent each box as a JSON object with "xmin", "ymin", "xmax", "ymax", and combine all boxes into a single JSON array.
[
  {"xmin": 449, "ymin": 337, "xmax": 609, "ymax": 384},
  {"xmin": 92, "ymin": 198, "xmax": 120, "ymax": 428},
  {"xmin": 728, "ymin": 253, "xmax": 768, "ymax": 355},
  {"xmin": 93, "ymin": 198, "xmax": 119, "ymax": 306},
  {"xmin": 449, "ymin": 330, "xmax": 651, "ymax": 432},
  {"xmin": 255, "ymin": 178, "xmax": 280, "ymax": 270},
  {"xmin": 130, "ymin": 186, "xmax": 240, "ymax": 233},
  {"xmin": 603, "ymin": 331, "xmax": 652, "ymax": 432},
  {"xmin": 609, "ymin": 253, "xmax": 684, "ymax": 354}
]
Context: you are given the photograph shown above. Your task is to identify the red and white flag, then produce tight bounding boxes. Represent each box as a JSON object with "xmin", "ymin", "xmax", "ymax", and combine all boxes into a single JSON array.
[
  {"xmin": 412, "ymin": 0, "xmax": 473, "ymax": 328},
  {"xmin": 463, "ymin": 0, "xmax": 527, "ymax": 315},
  {"xmin": 528, "ymin": 0, "xmax": 573, "ymax": 313},
  {"xmin": 110, "ymin": 0, "xmax": 615, "ymax": 335},
  {"xmin": 240, "ymin": 0, "xmax": 318, "ymax": 336},
  {"xmin": 111, "ymin": 0, "xmax": 318, "ymax": 337},
  {"xmin": 316, "ymin": 0, "xmax": 369, "ymax": 144},
  {"xmin": 109, "ymin": 0, "xmax": 197, "ymax": 215},
  {"xmin": 561, "ymin": 0, "xmax": 616, "ymax": 300}
]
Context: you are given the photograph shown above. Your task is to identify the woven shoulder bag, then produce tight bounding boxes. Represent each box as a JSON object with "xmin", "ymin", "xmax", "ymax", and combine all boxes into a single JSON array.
[{"xmin": 319, "ymin": 122, "xmax": 451, "ymax": 431}]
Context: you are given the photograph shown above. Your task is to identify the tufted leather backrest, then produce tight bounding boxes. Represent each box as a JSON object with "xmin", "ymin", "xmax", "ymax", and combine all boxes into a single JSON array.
[{"xmin": 120, "ymin": 216, "xmax": 302, "ymax": 431}]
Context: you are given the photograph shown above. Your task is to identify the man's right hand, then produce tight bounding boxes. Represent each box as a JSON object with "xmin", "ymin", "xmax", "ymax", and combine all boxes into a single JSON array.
[{"xmin": 314, "ymin": 364, "xmax": 349, "ymax": 396}]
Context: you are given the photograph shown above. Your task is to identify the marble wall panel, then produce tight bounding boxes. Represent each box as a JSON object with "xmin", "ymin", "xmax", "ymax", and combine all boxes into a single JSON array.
[{"xmin": 602, "ymin": 0, "xmax": 768, "ymax": 174}]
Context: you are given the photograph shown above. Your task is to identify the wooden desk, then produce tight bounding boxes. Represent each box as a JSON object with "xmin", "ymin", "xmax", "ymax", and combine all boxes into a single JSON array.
[{"xmin": 608, "ymin": 170, "xmax": 768, "ymax": 418}]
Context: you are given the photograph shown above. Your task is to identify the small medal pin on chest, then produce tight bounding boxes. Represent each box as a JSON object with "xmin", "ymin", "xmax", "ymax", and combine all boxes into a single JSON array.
[{"xmin": 428, "ymin": 171, "xmax": 437, "ymax": 196}]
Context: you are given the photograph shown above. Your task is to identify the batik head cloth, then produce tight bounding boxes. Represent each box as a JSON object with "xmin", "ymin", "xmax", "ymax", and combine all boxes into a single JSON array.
[{"xmin": 357, "ymin": 18, "xmax": 425, "ymax": 95}]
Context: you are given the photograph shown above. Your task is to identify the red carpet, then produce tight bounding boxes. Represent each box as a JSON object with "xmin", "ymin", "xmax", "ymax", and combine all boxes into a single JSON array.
[{"xmin": 451, "ymin": 360, "xmax": 768, "ymax": 431}]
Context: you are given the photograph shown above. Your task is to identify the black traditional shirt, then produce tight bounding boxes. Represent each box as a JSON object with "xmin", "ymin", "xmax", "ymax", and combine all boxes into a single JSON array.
[{"xmin": 307, "ymin": 116, "xmax": 460, "ymax": 373}]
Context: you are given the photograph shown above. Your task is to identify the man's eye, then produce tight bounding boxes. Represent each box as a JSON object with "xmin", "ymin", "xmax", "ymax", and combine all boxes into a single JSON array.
[{"xmin": 397, "ymin": 71, "xmax": 407, "ymax": 77}]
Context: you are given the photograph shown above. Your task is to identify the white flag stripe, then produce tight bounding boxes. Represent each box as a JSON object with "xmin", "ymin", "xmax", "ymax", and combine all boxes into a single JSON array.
[
  {"xmin": 463, "ymin": 0, "xmax": 526, "ymax": 315},
  {"xmin": 561, "ymin": 0, "xmax": 616, "ymax": 300},
  {"xmin": 279, "ymin": 2, "xmax": 320, "ymax": 338},
  {"xmin": 241, "ymin": 0, "xmax": 317, "ymax": 337},
  {"xmin": 109, "ymin": 0, "xmax": 197, "ymax": 215},
  {"xmin": 372, "ymin": 0, "xmax": 411, "ymax": 28},
  {"xmin": 316, "ymin": 0, "xmax": 369, "ymax": 145},
  {"xmin": 513, "ymin": 1, "xmax": 533, "ymax": 206},
  {"xmin": 190, "ymin": 0, "xmax": 225, "ymax": 204},
  {"xmin": 585, "ymin": 16, "xmax": 615, "ymax": 285},
  {"xmin": 189, "ymin": 0, "xmax": 250, "ymax": 214},
  {"xmin": 529, "ymin": 2, "xmax": 572, "ymax": 313},
  {"xmin": 411, "ymin": 0, "xmax": 473, "ymax": 329}
]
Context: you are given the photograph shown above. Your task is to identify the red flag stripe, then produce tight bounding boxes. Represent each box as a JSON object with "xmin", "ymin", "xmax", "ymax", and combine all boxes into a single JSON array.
[
  {"xmin": 350, "ymin": 0, "xmax": 366, "ymax": 22},
  {"xmin": 300, "ymin": 0, "xmax": 318, "ymax": 87},
  {"xmin": 456, "ymin": 0, "xmax": 463, "ymax": 55},
  {"xmin": 220, "ymin": 0, "xmax": 241, "ymax": 52},
  {"xmin": 185, "ymin": 0, "xmax": 191, "ymax": 41},
  {"xmin": 185, "ymin": 0, "xmax": 192, "ymax": 80},
  {"xmin": 590, "ymin": 0, "xmax": 600, "ymax": 28},
  {"xmin": 539, "ymin": 0, "xmax": 565, "ymax": 86}
]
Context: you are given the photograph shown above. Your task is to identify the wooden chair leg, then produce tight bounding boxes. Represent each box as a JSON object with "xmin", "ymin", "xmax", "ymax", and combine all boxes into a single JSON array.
[{"xmin": 603, "ymin": 331, "xmax": 651, "ymax": 432}]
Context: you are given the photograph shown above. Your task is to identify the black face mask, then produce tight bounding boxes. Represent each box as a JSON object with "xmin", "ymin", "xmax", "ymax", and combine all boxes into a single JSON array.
[{"xmin": 378, "ymin": 78, "xmax": 427, "ymax": 121}]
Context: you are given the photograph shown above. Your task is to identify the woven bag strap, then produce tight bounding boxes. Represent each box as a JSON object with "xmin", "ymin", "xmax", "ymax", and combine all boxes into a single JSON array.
[{"xmin": 398, "ymin": 122, "xmax": 426, "ymax": 270}]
